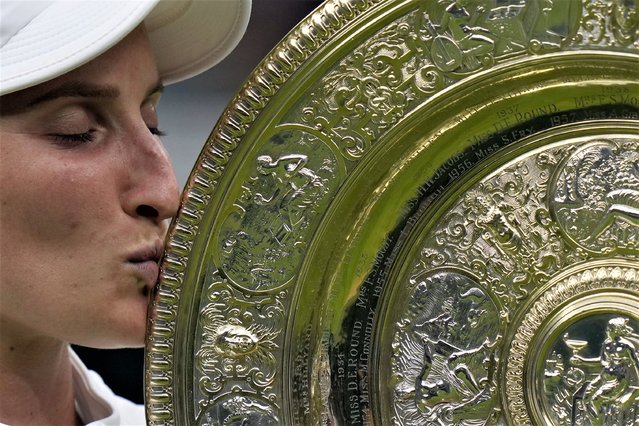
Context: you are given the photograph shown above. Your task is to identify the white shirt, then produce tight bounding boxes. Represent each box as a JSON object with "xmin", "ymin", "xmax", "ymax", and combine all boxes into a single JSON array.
[
  {"xmin": 1, "ymin": 349, "xmax": 145, "ymax": 426},
  {"xmin": 71, "ymin": 350, "xmax": 145, "ymax": 425}
]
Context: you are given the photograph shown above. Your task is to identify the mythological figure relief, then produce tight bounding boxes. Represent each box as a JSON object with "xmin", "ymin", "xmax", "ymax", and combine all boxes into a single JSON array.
[
  {"xmin": 428, "ymin": 0, "xmax": 496, "ymax": 72},
  {"xmin": 392, "ymin": 271, "xmax": 500, "ymax": 425},
  {"xmin": 551, "ymin": 140, "xmax": 639, "ymax": 254},
  {"xmin": 543, "ymin": 315, "xmax": 639, "ymax": 425},
  {"xmin": 217, "ymin": 130, "xmax": 337, "ymax": 291},
  {"xmin": 253, "ymin": 154, "xmax": 324, "ymax": 232},
  {"xmin": 197, "ymin": 395, "xmax": 278, "ymax": 426}
]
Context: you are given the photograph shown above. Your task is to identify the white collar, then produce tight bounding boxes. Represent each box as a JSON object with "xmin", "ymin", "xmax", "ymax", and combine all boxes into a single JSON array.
[{"xmin": 70, "ymin": 349, "xmax": 114, "ymax": 424}]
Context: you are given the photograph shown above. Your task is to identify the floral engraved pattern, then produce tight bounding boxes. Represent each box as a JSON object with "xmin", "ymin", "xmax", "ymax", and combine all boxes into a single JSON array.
[{"xmin": 193, "ymin": 270, "xmax": 285, "ymax": 421}]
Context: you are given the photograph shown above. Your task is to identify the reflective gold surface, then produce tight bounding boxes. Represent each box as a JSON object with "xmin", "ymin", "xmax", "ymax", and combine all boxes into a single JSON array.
[{"xmin": 145, "ymin": 0, "xmax": 639, "ymax": 424}]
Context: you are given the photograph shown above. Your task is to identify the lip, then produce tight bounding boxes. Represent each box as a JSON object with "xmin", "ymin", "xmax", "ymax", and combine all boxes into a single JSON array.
[
  {"xmin": 131, "ymin": 260, "xmax": 160, "ymax": 293},
  {"xmin": 127, "ymin": 242, "xmax": 164, "ymax": 291}
]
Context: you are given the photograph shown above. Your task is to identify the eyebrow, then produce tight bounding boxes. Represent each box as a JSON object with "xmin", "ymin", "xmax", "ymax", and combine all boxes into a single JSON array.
[
  {"xmin": 28, "ymin": 82, "xmax": 121, "ymax": 107},
  {"xmin": 1, "ymin": 81, "xmax": 164, "ymax": 116},
  {"xmin": 30, "ymin": 81, "xmax": 164, "ymax": 106}
]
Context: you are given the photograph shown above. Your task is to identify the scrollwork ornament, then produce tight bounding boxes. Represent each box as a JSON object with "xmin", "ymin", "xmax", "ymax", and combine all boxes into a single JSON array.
[
  {"xmin": 193, "ymin": 271, "xmax": 286, "ymax": 420},
  {"xmin": 427, "ymin": 144, "xmax": 576, "ymax": 308},
  {"xmin": 576, "ymin": 0, "xmax": 639, "ymax": 48}
]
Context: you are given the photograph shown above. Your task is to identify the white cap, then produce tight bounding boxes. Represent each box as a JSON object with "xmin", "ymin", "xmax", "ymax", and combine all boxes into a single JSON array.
[{"xmin": 0, "ymin": 0, "xmax": 251, "ymax": 96}]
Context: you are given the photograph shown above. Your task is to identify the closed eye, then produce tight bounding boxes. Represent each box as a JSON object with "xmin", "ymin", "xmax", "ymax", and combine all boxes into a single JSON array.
[{"xmin": 50, "ymin": 130, "xmax": 96, "ymax": 145}]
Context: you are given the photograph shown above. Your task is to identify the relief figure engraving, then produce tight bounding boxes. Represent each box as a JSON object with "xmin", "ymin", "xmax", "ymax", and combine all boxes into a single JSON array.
[
  {"xmin": 253, "ymin": 154, "xmax": 324, "ymax": 238},
  {"xmin": 392, "ymin": 271, "xmax": 500, "ymax": 425},
  {"xmin": 429, "ymin": 0, "xmax": 496, "ymax": 72},
  {"xmin": 550, "ymin": 140, "xmax": 639, "ymax": 254},
  {"xmin": 391, "ymin": 137, "xmax": 638, "ymax": 424},
  {"xmin": 217, "ymin": 130, "xmax": 338, "ymax": 291},
  {"xmin": 543, "ymin": 315, "xmax": 639, "ymax": 425},
  {"xmin": 196, "ymin": 395, "xmax": 278, "ymax": 426}
]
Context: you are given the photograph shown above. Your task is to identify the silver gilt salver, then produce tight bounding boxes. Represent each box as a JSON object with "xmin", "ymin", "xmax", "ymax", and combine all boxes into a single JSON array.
[{"xmin": 145, "ymin": 0, "xmax": 639, "ymax": 424}]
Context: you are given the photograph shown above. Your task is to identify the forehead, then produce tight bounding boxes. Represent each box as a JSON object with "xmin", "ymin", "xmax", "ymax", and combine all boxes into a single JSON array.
[{"xmin": 0, "ymin": 26, "xmax": 159, "ymax": 115}]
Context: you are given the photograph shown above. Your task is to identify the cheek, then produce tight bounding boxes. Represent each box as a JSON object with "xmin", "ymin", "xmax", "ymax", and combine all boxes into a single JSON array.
[
  {"xmin": 1, "ymin": 149, "xmax": 114, "ymax": 251},
  {"xmin": 10, "ymin": 172, "xmax": 84, "ymax": 237},
  {"xmin": 0, "ymin": 149, "xmax": 121, "ymax": 321}
]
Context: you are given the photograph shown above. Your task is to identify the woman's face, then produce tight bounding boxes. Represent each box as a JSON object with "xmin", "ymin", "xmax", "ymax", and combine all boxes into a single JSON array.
[{"xmin": 0, "ymin": 27, "xmax": 180, "ymax": 348}]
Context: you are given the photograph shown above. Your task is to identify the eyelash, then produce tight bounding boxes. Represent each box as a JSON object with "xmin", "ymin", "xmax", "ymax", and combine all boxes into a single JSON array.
[
  {"xmin": 52, "ymin": 131, "xmax": 96, "ymax": 144},
  {"xmin": 51, "ymin": 127, "xmax": 165, "ymax": 145}
]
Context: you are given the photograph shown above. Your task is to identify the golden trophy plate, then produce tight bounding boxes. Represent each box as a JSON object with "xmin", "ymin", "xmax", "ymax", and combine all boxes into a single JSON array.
[{"xmin": 145, "ymin": 0, "xmax": 639, "ymax": 424}]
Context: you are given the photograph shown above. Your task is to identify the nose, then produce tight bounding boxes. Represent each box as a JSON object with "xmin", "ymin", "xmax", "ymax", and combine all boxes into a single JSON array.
[{"xmin": 121, "ymin": 126, "xmax": 180, "ymax": 223}]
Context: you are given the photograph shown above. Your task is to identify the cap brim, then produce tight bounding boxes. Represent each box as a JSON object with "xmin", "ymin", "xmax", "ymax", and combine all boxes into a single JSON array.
[
  {"xmin": 147, "ymin": 0, "xmax": 251, "ymax": 85},
  {"xmin": 0, "ymin": 0, "xmax": 251, "ymax": 95}
]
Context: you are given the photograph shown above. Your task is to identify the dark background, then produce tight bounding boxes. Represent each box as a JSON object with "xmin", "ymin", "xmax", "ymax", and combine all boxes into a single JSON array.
[{"xmin": 75, "ymin": 0, "xmax": 323, "ymax": 404}]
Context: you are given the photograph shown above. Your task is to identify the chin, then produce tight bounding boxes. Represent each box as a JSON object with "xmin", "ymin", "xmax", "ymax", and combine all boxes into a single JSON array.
[
  {"xmin": 86, "ymin": 330, "xmax": 147, "ymax": 349},
  {"xmin": 85, "ymin": 313, "xmax": 149, "ymax": 349},
  {"xmin": 114, "ymin": 319, "xmax": 149, "ymax": 348},
  {"xmin": 73, "ymin": 291, "xmax": 151, "ymax": 348}
]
